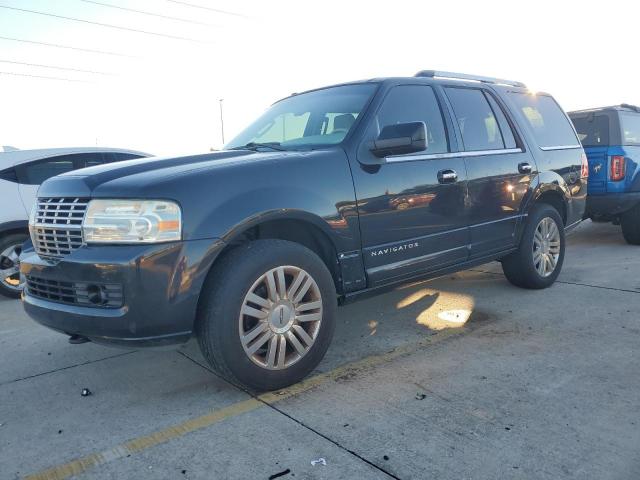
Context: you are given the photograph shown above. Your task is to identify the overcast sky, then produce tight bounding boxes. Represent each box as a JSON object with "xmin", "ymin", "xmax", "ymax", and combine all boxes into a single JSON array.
[{"xmin": 1, "ymin": 0, "xmax": 638, "ymax": 155}]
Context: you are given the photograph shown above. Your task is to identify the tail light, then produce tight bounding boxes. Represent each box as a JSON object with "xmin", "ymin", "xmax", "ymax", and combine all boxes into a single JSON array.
[
  {"xmin": 580, "ymin": 153, "xmax": 589, "ymax": 178},
  {"xmin": 610, "ymin": 155, "xmax": 626, "ymax": 181}
]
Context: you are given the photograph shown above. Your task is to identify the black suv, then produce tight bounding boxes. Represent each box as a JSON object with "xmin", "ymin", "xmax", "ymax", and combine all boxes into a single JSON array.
[{"xmin": 21, "ymin": 71, "xmax": 587, "ymax": 390}]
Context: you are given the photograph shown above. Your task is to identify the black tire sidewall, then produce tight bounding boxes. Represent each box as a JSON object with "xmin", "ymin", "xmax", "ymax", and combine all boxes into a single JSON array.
[
  {"xmin": 621, "ymin": 204, "xmax": 640, "ymax": 245},
  {"xmin": 0, "ymin": 233, "xmax": 28, "ymax": 299},
  {"xmin": 197, "ymin": 240, "xmax": 336, "ymax": 391},
  {"xmin": 502, "ymin": 204, "xmax": 565, "ymax": 289}
]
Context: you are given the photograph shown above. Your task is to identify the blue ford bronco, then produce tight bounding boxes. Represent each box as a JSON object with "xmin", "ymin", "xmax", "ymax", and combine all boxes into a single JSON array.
[
  {"xmin": 21, "ymin": 71, "xmax": 586, "ymax": 390},
  {"xmin": 569, "ymin": 105, "xmax": 640, "ymax": 244}
]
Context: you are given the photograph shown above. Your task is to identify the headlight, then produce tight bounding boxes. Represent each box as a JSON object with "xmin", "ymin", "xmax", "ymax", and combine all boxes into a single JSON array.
[{"xmin": 82, "ymin": 199, "xmax": 182, "ymax": 244}]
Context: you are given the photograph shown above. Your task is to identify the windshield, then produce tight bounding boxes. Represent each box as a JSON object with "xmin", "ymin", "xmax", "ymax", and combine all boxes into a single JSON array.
[{"xmin": 226, "ymin": 84, "xmax": 378, "ymax": 150}]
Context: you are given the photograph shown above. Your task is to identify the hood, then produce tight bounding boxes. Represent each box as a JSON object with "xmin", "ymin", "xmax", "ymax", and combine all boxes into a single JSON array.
[{"xmin": 37, "ymin": 150, "xmax": 285, "ymax": 198}]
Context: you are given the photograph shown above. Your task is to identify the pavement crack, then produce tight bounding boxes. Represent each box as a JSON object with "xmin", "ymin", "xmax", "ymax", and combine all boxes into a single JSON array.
[
  {"xmin": 0, "ymin": 350, "xmax": 137, "ymax": 387},
  {"xmin": 176, "ymin": 350, "xmax": 402, "ymax": 479}
]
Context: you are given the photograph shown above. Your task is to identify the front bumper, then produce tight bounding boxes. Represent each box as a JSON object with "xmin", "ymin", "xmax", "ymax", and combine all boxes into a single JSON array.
[
  {"xmin": 21, "ymin": 239, "xmax": 224, "ymax": 347},
  {"xmin": 585, "ymin": 192, "xmax": 640, "ymax": 218}
]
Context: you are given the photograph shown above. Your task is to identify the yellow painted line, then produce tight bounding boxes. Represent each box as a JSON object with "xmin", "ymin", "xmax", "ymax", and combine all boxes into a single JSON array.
[{"xmin": 24, "ymin": 326, "xmax": 467, "ymax": 480}]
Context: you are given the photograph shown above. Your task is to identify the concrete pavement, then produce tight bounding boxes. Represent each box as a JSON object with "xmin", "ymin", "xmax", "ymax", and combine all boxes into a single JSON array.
[{"xmin": 1, "ymin": 221, "xmax": 638, "ymax": 479}]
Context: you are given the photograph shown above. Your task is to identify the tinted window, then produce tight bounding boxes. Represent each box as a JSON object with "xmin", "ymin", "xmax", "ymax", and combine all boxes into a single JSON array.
[
  {"xmin": 21, "ymin": 156, "xmax": 75, "ymax": 185},
  {"xmin": 83, "ymin": 153, "xmax": 109, "ymax": 168},
  {"xmin": 0, "ymin": 167, "xmax": 18, "ymax": 183},
  {"xmin": 375, "ymin": 85, "xmax": 448, "ymax": 154},
  {"xmin": 571, "ymin": 115, "xmax": 610, "ymax": 147},
  {"xmin": 620, "ymin": 112, "xmax": 640, "ymax": 145},
  {"xmin": 445, "ymin": 87, "xmax": 504, "ymax": 151},
  {"xmin": 109, "ymin": 152, "xmax": 145, "ymax": 163},
  {"xmin": 509, "ymin": 93, "xmax": 579, "ymax": 148},
  {"xmin": 485, "ymin": 93, "xmax": 517, "ymax": 149}
]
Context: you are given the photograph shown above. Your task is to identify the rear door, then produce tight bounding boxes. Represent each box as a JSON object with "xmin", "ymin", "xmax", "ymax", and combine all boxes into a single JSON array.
[
  {"xmin": 442, "ymin": 85, "xmax": 533, "ymax": 257},
  {"xmin": 352, "ymin": 84, "xmax": 469, "ymax": 286}
]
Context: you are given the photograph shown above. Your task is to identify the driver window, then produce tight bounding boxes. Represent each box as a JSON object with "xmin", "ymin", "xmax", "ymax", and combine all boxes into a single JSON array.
[{"xmin": 375, "ymin": 85, "xmax": 449, "ymax": 154}]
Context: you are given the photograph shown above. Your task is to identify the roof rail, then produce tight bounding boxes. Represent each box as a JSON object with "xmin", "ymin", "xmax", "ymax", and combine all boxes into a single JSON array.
[
  {"xmin": 415, "ymin": 70, "xmax": 526, "ymax": 88},
  {"xmin": 620, "ymin": 103, "xmax": 640, "ymax": 113}
]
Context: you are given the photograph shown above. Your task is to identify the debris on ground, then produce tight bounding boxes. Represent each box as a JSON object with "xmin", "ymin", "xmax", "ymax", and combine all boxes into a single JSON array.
[
  {"xmin": 415, "ymin": 393, "xmax": 426, "ymax": 400},
  {"xmin": 310, "ymin": 458, "xmax": 326, "ymax": 466},
  {"xmin": 81, "ymin": 388, "xmax": 92, "ymax": 397},
  {"xmin": 268, "ymin": 468, "xmax": 291, "ymax": 479},
  {"xmin": 383, "ymin": 455, "xmax": 390, "ymax": 461}
]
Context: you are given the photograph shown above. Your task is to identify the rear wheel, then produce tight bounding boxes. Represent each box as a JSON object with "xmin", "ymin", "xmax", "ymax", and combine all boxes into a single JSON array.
[
  {"xmin": 196, "ymin": 239, "xmax": 336, "ymax": 391},
  {"xmin": 0, "ymin": 233, "xmax": 28, "ymax": 299},
  {"xmin": 502, "ymin": 204, "xmax": 565, "ymax": 289},
  {"xmin": 621, "ymin": 204, "xmax": 640, "ymax": 245}
]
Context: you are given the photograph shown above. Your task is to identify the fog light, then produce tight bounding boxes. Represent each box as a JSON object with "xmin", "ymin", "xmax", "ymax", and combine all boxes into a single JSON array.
[{"xmin": 87, "ymin": 284, "xmax": 108, "ymax": 306}]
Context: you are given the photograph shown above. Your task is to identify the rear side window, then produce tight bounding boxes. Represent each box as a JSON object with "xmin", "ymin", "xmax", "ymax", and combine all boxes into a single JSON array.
[
  {"xmin": 81, "ymin": 152, "xmax": 144, "ymax": 167},
  {"xmin": 620, "ymin": 113, "xmax": 640, "ymax": 145},
  {"xmin": 571, "ymin": 115, "xmax": 610, "ymax": 147},
  {"xmin": 375, "ymin": 85, "xmax": 448, "ymax": 154},
  {"xmin": 82, "ymin": 153, "xmax": 109, "ymax": 168},
  {"xmin": 509, "ymin": 93, "xmax": 579, "ymax": 148},
  {"xmin": 445, "ymin": 87, "xmax": 507, "ymax": 151},
  {"xmin": 0, "ymin": 167, "xmax": 18, "ymax": 183},
  {"xmin": 20, "ymin": 156, "xmax": 75, "ymax": 185}
]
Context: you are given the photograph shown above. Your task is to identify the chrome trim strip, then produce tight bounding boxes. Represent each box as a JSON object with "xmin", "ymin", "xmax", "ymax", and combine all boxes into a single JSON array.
[
  {"xmin": 539, "ymin": 145, "xmax": 582, "ymax": 151},
  {"xmin": 468, "ymin": 214, "xmax": 526, "ymax": 228},
  {"xmin": 367, "ymin": 245, "xmax": 468, "ymax": 275},
  {"xmin": 386, "ymin": 148, "xmax": 523, "ymax": 163}
]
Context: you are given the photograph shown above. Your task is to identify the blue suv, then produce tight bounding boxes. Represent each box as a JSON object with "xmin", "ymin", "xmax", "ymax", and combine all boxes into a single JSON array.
[{"xmin": 570, "ymin": 105, "xmax": 640, "ymax": 244}]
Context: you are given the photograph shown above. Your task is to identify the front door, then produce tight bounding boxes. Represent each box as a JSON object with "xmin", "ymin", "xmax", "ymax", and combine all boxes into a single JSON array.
[{"xmin": 351, "ymin": 84, "xmax": 469, "ymax": 286}]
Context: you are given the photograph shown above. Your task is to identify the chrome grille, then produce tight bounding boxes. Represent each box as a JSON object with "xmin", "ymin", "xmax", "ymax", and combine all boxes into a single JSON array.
[{"xmin": 32, "ymin": 198, "xmax": 89, "ymax": 259}]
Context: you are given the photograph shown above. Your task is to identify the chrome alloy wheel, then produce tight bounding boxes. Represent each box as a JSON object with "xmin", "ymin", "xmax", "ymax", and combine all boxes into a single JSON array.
[
  {"xmin": 533, "ymin": 217, "xmax": 561, "ymax": 278},
  {"xmin": 0, "ymin": 243, "xmax": 24, "ymax": 292},
  {"xmin": 239, "ymin": 266, "xmax": 323, "ymax": 370}
]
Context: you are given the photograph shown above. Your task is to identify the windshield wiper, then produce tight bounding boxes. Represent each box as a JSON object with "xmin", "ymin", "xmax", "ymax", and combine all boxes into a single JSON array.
[{"xmin": 230, "ymin": 142, "xmax": 287, "ymax": 151}]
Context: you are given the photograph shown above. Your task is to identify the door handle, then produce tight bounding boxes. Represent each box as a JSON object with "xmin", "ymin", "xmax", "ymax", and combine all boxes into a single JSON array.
[
  {"xmin": 518, "ymin": 162, "xmax": 533, "ymax": 174},
  {"xmin": 438, "ymin": 169, "xmax": 458, "ymax": 184}
]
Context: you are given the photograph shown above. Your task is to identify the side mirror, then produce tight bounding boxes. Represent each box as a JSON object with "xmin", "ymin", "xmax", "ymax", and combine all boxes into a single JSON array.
[{"xmin": 370, "ymin": 121, "xmax": 427, "ymax": 158}]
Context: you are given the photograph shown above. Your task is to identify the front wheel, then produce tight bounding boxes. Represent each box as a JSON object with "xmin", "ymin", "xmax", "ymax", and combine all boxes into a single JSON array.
[
  {"xmin": 501, "ymin": 204, "xmax": 565, "ymax": 289},
  {"xmin": 0, "ymin": 233, "xmax": 28, "ymax": 299},
  {"xmin": 196, "ymin": 239, "xmax": 336, "ymax": 391},
  {"xmin": 621, "ymin": 204, "xmax": 640, "ymax": 245}
]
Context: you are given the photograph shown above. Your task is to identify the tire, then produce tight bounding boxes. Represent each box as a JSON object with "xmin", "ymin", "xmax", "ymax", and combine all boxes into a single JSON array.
[
  {"xmin": 0, "ymin": 232, "xmax": 28, "ymax": 299},
  {"xmin": 196, "ymin": 239, "xmax": 337, "ymax": 391},
  {"xmin": 501, "ymin": 204, "xmax": 565, "ymax": 289},
  {"xmin": 621, "ymin": 204, "xmax": 640, "ymax": 245}
]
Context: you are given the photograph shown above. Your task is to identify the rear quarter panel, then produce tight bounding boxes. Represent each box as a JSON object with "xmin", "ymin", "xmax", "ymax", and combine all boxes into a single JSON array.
[
  {"xmin": 609, "ymin": 145, "xmax": 640, "ymax": 192},
  {"xmin": 495, "ymin": 87, "xmax": 587, "ymax": 227}
]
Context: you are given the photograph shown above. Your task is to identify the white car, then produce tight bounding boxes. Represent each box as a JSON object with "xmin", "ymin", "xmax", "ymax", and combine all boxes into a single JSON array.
[{"xmin": 0, "ymin": 147, "xmax": 150, "ymax": 298}]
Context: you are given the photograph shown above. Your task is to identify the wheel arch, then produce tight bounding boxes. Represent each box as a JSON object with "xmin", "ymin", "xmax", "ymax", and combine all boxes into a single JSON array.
[
  {"xmin": 534, "ymin": 189, "xmax": 568, "ymax": 225},
  {"xmin": 529, "ymin": 180, "xmax": 569, "ymax": 226},
  {"xmin": 215, "ymin": 211, "xmax": 343, "ymax": 294}
]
